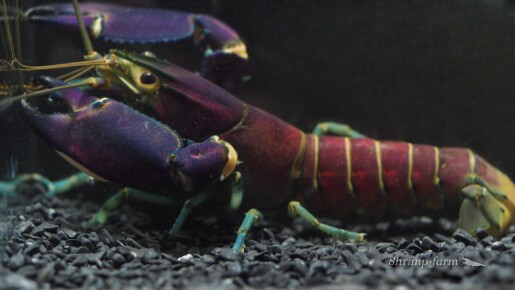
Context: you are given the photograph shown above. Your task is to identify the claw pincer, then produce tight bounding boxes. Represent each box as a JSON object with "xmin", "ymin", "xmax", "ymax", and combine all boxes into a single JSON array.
[
  {"xmin": 25, "ymin": 3, "xmax": 248, "ymax": 90},
  {"xmin": 20, "ymin": 76, "xmax": 237, "ymax": 197}
]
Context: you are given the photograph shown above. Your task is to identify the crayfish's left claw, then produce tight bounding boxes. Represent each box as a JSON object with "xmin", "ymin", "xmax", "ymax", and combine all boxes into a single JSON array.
[
  {"xmin": 25, "ymin": 3, "xmax": 249, "ymax": 91},
  {"xmin": 25, "ymin": 3, "xmax": 101, "ymax": 33},
  {"xmin": 201, "ymin": 50, "xmax": 249, "ymax": 92},
  {"xmin": 26, "ymin": 3, "xmax": 195, "ymax": 44}
]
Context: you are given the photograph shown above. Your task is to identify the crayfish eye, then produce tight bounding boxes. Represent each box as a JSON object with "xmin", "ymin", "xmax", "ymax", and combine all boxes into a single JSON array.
[
  {"xmin": 140, "ymin": 72, "xmax": 157, "ymax": 85},
  {"xmin": 127, "ymin": 65, "xmax": 160, "ymax": 93}
]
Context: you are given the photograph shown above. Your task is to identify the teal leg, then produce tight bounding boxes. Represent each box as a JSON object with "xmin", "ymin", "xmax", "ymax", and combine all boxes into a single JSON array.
[
  {"xmin": 169, "ymin": 190, "xmax": 212, "ymax": 235},
  {"xmin": 0, "ymin": 172, "xmax": 91, "ymax": 197},
  {"xmin": 83, "ymin": 188, "xmax": 178, "ymax": 227},
  {"xmin": 0, "ymin": 173, "xmax": 53, "ymax": 197},
  {"xmin": 0, "ymin": 180, "xmax": 15, "ymax": 197},
  {"xmin": 312, "ymin": 122, "xmax": 367, "ymax": 138},
  {"xmin": 288, "ymin": 201, "xmax": 365, "ymax": 241},
  {"xmin": 46, "ymin": 172, "xmax": 91, "ymax": 197},
  {"xmin": 232, "ymin": 209, "xmax": 263, "ymax": 252},
  {"xmin": 170, "ymin": 171, "xmax": 245, "ymax": 235},
  {"xmin": 228, "ymin": 171, "xmax": 243, "ymax": 211}
]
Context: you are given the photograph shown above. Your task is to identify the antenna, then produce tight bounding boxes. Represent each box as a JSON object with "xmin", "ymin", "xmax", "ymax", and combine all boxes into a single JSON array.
[{"xmin": 71, "ymin": 0, "xmax": 101, "ymax": 60}]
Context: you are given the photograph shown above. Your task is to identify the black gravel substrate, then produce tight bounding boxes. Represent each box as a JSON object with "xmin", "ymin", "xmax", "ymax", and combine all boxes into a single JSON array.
[{"xmin": 1, "ymin": 188, "xmax": 515, "ymax": 290}]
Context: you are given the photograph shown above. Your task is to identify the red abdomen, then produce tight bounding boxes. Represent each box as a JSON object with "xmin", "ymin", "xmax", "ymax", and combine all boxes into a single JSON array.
[{"xmin": 301, "ymin": 136, "xmax": 480, "ymax": 219}]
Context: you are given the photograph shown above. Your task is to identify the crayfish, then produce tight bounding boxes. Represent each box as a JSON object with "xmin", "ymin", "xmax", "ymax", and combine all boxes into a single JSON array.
[{"xmin": 1, "ymin": 1, "xmax": 514, "ymax": 253}]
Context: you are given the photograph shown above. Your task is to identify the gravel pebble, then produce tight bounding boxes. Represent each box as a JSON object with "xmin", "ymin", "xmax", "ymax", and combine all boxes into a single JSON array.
[
  {"xmin": 218, "ymin": 247, "xmax": 239, "ymax": 261},
  {"xmin": 226, "ymin": 261, "xmax": 242, "ymax": 276},
  {"xmin": 111, "ymin": 253, "xmax": 126, "ymax": 266},
  {"xmin": 7, "ymin": 253, "xmax": 25, "ymax": 270},
  {"xmin": 3, "ymin": 186, "xmax": 515, "ymax": 289},
  {"xmin": 99, "ymin": 229, "xmax": 115, "ymax": 246},
  {"xmin": 178, "ymin": 253, "xmax": 194, "ymax": 265},
  {"xmin": 453, "ymin": 229, "xmax": 477, "ymax": 246}
]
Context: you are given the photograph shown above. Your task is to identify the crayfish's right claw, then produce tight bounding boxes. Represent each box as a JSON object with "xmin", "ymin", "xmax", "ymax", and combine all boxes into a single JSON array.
[{"xmin": 20, "ymin": 76, "xmax": 185, "ymax": 195}]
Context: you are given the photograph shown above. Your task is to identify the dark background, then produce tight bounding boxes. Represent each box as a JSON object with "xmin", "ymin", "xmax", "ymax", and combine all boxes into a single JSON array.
[{"xmin": 1, "ymin": 0, "xmax": 514, "ymax": 189}]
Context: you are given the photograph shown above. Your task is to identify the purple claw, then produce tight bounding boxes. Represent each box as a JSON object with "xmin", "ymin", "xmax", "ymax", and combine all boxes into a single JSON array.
[
  {"xmin": 201, "ymin": 51, "xmax": 249, "ymax": 93},
  {"xmin": 21, "ymin": 76, "xmax": 183, "ymax": 194},
  {"xmin": 27, "ymin": 3, "xmax": 195, "ymax": 44},
  {"xmin": 25, "ymin": 3, "xmax": 249, "ymax": 91},
  {"xmin": 20, "ymin": 77, "xmax": 238, "ymax": 196},
  {"xmin": 25, "ymin": 3, "xmax": 244, "ymax": 47}
]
